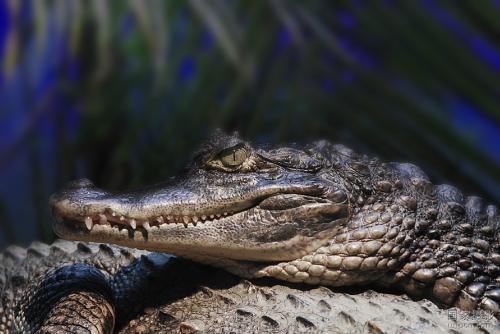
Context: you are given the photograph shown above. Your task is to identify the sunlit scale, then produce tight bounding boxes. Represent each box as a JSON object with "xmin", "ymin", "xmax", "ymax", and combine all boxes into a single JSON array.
[{"xmin": 65, "ymin": 210, "xmax": 234, "ymax": 232}]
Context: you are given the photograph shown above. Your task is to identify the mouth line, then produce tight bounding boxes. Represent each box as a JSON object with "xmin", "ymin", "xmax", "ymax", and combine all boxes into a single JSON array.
[
  {"xmin": 53, "ymin": 194, "xmax": 336, "ymax": 233},
  {"xmin": 53, "ymin": 193, "xmax": 330, "ymax": 233},
  {"xmin": 55, "ymin": 207, "xmax": 244, "ymax": 232}
]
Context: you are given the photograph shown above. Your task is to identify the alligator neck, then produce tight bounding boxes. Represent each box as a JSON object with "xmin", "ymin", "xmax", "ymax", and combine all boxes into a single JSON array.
[{"xmin": 252, "ymin": 163, "xmax": 499, "ymax": 316}]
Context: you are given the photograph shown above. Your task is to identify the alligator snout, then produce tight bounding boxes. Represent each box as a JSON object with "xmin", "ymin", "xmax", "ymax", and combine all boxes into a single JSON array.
[{"xmin": 49, "ymin": 179, "xmax": 111, "ymax": 220}]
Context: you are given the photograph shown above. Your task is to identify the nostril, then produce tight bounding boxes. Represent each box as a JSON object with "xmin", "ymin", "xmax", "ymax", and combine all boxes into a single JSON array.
[{"xmin": 66, "ymin": 178, "xmax": 94, "ymax": 189}]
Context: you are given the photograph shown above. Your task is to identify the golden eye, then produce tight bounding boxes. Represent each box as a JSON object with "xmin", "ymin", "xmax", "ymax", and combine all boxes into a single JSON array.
[{"xmin": 218, "ymin": 144, "xmax": 248, "ymax": 168}]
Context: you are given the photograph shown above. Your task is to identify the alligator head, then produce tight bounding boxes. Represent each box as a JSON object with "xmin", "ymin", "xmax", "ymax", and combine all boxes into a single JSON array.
[{"xmin": 51, "ymin": 131, "xmax": 352, "ymax": 262}]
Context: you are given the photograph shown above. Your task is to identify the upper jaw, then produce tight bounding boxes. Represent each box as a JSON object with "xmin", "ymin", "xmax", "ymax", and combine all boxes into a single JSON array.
[{"xmin": 50, "ymin": 177, "xmax": 328, "ymax": 232}]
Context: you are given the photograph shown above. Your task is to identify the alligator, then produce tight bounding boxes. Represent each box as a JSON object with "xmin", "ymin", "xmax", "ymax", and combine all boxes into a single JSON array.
[{"xmin": 1, "ymin": 130, "xmax": 499, "ymax": 333}]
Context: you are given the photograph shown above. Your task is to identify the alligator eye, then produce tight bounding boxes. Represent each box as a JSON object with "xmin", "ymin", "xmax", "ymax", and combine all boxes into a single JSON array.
[{"xmin": 218, "ymin": 144, "xmax": 248, "ymax": 168}]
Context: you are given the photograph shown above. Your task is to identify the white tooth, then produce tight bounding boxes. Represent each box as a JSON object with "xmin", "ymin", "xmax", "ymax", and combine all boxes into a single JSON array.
[
  {"xmin": 210, "ymin": 215, "xmax": 215, "ymax": 219},
  {"xmin": 183, "ymin": 216, "xmax": 190, "ymax": 224},
  {"xmin": 84, "ymin": 217, "xmax": 93, "ymax": 231},
  {"xmin": 156, "ymin": 216, "xmax": 164, "ymax": 223},
  {"xmin": 167, "ymin": 215, "xmax": 173, "ymax": 221},
  {"xmin": 193, "ymin": 216, "xmax": 199, "ymax": 222},
  {"xmin": 216, "ymin": 213, "xmax": 221, "ymax": 218},
  {"xmin": 130, "ymin": 219, "xmax": 137, "ymax": 230},
  {"xmin": 111, "ymin": 212, "xmax": 117, "ymax": 217},
  {"xmin": 119, "ymin": 216, "xmax": 125, "ymax": 221},
  {"xmin": 93, "ymin": 224, "xmax": 104, "ymax": 231},
  {"xmin": 143, "ymin": 221, "xmax": 151, "ymax": 231},
  {"xmin": 201, "ymin": 215, "xmax": 207, "ymax": 220},
  {"xmin": 99, "ymin": 214, "xmax": 108, "ymax": 224},
  {"xmin": 223, "ymin": 212, "xmax": 228, "ymax": 216}
]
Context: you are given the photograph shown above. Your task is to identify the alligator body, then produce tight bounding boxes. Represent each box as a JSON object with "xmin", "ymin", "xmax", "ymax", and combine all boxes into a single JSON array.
[
  {"xmin": 0, "ymin": 241, "xmax": 496, "ymax": 333},
  {"xmin": 1, "ymin": 131, "xmax": 499, "ymax": 333}
]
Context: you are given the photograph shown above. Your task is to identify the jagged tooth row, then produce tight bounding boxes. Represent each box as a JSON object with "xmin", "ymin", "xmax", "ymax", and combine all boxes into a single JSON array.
[{"xmin": 81, "ymin": 210, "xmax": 233, "ymax": 231}]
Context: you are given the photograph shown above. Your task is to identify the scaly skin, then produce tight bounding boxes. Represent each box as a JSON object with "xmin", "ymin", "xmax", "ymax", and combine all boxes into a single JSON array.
[
  {"xmin": 0, "ymin": 241, "xmax": 496, "ymax": 333},
  {"xmin": 1, "ymin": 240, "xmax": 206, "ymax": 333},
  {"xmin": 0, "ymin": 240, "xmax": 149, "ymax": 333},
  {"xmin": 50, "ymin": 131, "xmax": 500, "ymax": 317}
]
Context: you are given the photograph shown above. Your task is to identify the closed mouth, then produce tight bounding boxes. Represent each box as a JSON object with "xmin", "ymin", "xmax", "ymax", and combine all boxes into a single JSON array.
[
  {"xmin": 51, "ymin": 189, "xmax": 334, "ymax": 235},
  {"xmin": 54, "ymin": 207, "xmax": 243, "ymax": 232}
]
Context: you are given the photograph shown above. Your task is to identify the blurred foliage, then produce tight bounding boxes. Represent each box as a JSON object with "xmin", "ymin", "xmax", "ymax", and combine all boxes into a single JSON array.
[{"xmin": 0, "ymin": 0, "xmax": 499, "ymax": 247}]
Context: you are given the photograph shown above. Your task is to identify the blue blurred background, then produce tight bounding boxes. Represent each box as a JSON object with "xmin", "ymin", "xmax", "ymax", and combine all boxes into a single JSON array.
[{"xmin": 0, "ymin": 1, "xmax": 499, "ymax": 249}]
